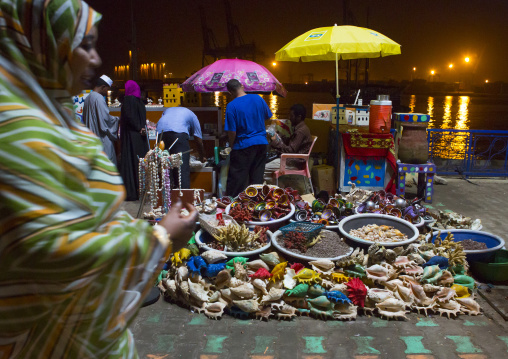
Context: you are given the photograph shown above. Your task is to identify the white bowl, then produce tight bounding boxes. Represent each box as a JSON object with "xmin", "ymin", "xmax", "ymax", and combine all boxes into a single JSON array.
[
  {"xmin": 338, "ymin": 213, "xmax": 419, "ymax": 247},
  {"xmin": 271, "ymin": 230, "xmax": 353, "ymax": 261},
  {"xmin": 225, "ymin": 203, "xmax": 295, "ymax": 228},
  {"xmin": 194, "ymin": 228, "xmax": 272, "ymax": 257},
  {"xmin": 289, "ymin": 218, "xmax": 339, "ymax": 230}
]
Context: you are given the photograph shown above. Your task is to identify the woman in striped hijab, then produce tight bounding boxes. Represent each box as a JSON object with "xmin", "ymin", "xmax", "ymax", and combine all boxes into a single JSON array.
[{"xmin": 0, "ymin": 1, "xmax": 197, "ymax": 358}]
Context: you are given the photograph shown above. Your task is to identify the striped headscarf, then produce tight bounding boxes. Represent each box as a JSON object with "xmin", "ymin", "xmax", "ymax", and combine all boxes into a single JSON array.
[{"xmin": 0, "ymin": 2, "xmax": 166, "ymax": 358}]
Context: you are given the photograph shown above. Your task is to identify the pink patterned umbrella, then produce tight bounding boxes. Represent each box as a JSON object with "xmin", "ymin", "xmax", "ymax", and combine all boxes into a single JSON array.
[{"xmin": 181, "ymin": 58, "xmax": 287, "ymax": 97}]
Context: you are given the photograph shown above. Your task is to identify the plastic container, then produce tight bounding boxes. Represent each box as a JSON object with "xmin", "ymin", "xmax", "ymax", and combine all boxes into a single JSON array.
[
  {"xmin": 279, "ymin": 221, "xmax": 324, "ymax": 241},
  {"xmin": 426, "ymin": 229, "xmax": 505, "ymax": 262},
  {"xmin": 271, "ymin": 230, "xmax": 354, "ymax": 262},
  {"xmin": 470, "ymin": 249, "xmax": 508, "ymax": 283},
  {"xmin": 369, "ymin": 99, "xmax": 392, "ymax": 134},
  {"xmin": 338, "ymin": 213, "xmax": 419, "ymax": 247},
  {"xmin": 194, "ymin": 229, "xmax": 272, "ymax": 257}
]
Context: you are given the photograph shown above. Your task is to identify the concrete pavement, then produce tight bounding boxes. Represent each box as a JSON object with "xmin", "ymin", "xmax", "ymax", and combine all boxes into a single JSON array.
[{"xmin": 125, "ymin": 177, "xmax": 508, "ymax": 359}]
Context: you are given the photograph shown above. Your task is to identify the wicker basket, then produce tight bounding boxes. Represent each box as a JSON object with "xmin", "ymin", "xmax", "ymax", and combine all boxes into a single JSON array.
[
  {"xmin": 279, "ymin": 221, "xmax": 324, "ymax": 241},
  {"xmin": 199, "ymin": 213, "xmax": 238, "ymax": 239}
]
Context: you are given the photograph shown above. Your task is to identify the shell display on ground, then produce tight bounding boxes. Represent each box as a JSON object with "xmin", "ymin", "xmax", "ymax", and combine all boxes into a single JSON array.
[{"xmin": 159, "ymin": 232, "xmax": 482, "ymax": 322}]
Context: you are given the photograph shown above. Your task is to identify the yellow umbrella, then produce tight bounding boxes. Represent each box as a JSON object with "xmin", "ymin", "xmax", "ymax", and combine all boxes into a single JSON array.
[
  {"xmin": 275, "ymin": 24, "xmax": 401, "ymax": 100},
  {"xmin": 275, "ymin": 24, "xmax": 401, "ymax": 189}
]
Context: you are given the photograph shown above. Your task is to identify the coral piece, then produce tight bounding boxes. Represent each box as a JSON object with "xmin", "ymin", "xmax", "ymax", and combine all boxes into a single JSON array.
[
  {"xmin": 215, "ymin": 224, "xmax": 261, "ymax": 252},
  {"xmin": 172, "ymin": 247, "xmax": 192, "ymax": 266},
  {"xmin": 422, "ymin": 256, "xmax": 449, "ymax": 270},
  {"xmin": 270, "ymin": 262, "xmax": 288, "ymax": 282},
  {"xmin": 293, "ymin": 268, "xmax": 321, "ymax": 284},
  {"xmin": 324, "ymin": 291, "xmax": 352, "ymax": 304},
  {"xmin": 285, "ymin": 283, "xmax": 309, "ymax": 297},
  {"xmin": 203, "ymin": 262, "xmax": 227, "ymax": 278},
  {"xmin": 283, "ymin": 231, "xmax": 308, "ymax": 253},
  {"xmin": 346, "ymin": 278, "xmax": 368, "ymax": 308},
  {"xmin": 186, "ymin": 256, "xmax": 207, "ymax": 275},
  {"xmin": 290, "ymin": 262, "xmax": 305, "ymax": 273},
  {"xmin": 201, "ymin": 250, "xmax": 228, "ymax": 264},
  {"xmin": 229, "ymin": 203, "xmax": 253, "ymax": 222},
  {"xmin": 249, "ymin": 267, "xmax": 273, "ymax": 280},
  {"xmin": 253, "ymin": 225, "xmax": 269, "ymax": 243}
]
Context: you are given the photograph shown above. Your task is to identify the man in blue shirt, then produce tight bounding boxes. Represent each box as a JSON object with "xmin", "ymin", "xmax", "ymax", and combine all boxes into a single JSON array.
[
  {"xmin": 225, "ymin": 79, "xmax": 272, "ymax": 197},
  {"xmin": 156, "ymin": 106, "xmax": 205, "ymax": 188}
]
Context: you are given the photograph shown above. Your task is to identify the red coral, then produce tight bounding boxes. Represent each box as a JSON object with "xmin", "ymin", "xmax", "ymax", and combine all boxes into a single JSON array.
[
  {"xmin": 230, "ymin": 204, "xmax": 253, "ymax": 222},
  {"xmin": 283, "ymin": 231, "xmax": 308, "ymax": 253},
  {"xmin": 346, "ymin": 277, "xmax": 368, "ymax": 308},
  {"xmin": 249, "ymin": 267, "xmax": 273, "ymax": 279},
  {"xmin": 217, "ymin": 217, "xmax": 225, "ymax": 226},
  {"xmin": 254, "ymin": 225, "xmax": 269, "ymax": 243},
  {"xmin": 290, "ymin": 262, "xmax": 305, "ymax": 273}
]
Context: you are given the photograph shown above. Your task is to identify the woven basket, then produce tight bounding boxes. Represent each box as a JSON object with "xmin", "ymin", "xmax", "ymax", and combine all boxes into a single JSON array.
[
  {"xmin": 279, "ymin": 221, "xmax": 324, "ymax": 241},
  {"xmin": 199, "ymin": 213, "xmax": 238, "ymax": 239}
]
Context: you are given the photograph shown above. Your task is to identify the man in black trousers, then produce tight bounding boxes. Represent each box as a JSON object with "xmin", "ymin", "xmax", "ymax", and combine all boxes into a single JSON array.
[{"xmin": 224, "ymin": 79, "xmax": 272, "ymax": 197}]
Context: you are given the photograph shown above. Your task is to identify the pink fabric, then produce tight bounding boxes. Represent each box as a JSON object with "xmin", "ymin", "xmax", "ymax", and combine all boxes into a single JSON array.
[{"xmin": 125, "ymin": 80, "xmax": 141, "ymax": 98}]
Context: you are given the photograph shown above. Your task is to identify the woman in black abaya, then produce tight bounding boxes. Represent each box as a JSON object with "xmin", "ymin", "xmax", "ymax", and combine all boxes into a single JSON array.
[{"xmin": 120, "ymin": 80, "xmax": 148, "ymax": 201}]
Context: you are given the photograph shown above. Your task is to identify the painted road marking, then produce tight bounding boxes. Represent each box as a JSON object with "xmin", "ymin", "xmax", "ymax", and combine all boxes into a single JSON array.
[
  {"xmin": 203, "ymin": 335, "xmax": 228, "ymax": 353},
  {"xmin": 463, "ymin": 320, "xmax": 488, "ymax": 326},
  {"xmin": 252, "ymin": 336, "xmax": 276, "ymax": 354},
  {"xmin": 352, "ymin": 336, "xmax": 380, "ymax": 354},
  {"xmin": 371, "ymin": 319, "xmax": 388, "ymax": 327},
  {"xmin": 498, "ymin": 336, "xmax": 508, "ymax": 351},
  {"xmin": 155, "ymin": 334, "xmax": 176, "ymax": 353},
  {"xmin": 146, "ymin": 313, "xmax": 161, "ymax": 323},
  {"xmin": 326, "ymin": 321, "xmax": 344, "ymax": 327},
  {"xmin": 188, "ymin": 315, "xmax": 207, "ymax": 325},
  {"xmin": 446, "ymin": 336, "xmax": 482, "ymax": 353},
  {"xmin": 400, "ymin": 336, "xmax": 432, "ymax": 354},
  {"xmin": 415, "ymin": 318, "xmax": 438, "ymax": 327},
  {"xmin": 302, "ymin": 336, "xmax": 327, "ymax": 354}
]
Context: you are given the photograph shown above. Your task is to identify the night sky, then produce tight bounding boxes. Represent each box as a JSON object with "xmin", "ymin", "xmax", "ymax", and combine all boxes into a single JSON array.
[{"xmin": 85, "ymin": 0, "xmax": 508, "ymax": 84}]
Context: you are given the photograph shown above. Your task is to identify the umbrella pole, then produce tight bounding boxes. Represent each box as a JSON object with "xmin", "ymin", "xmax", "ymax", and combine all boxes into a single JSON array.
[{"xmin": 335, "ymin": 53, "xmax": 341, "ymax": 194}]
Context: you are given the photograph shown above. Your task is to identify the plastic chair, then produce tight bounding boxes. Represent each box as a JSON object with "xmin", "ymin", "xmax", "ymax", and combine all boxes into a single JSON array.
[{"xmin": 273, "ymin": 135, "xmax": 318, "ymax": 193}]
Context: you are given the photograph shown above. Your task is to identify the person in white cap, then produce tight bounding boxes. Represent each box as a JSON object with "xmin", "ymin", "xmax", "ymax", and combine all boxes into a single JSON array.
[{"xmin": 83, "ymin": 74, "xmax": 120, "ymax": 165}]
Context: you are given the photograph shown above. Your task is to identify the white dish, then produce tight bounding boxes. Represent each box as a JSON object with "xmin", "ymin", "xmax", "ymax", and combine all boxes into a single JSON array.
[
  {"xmin": 194, "ymin": 228, "xmax": 272, "ymax": 257},
  {"xmin": 225, "ymin": 203, "xmax": 295, "ymax": 227},
  {"xmin": 271, "ymin": 230, "xmax": 353, "ymax": 261}
]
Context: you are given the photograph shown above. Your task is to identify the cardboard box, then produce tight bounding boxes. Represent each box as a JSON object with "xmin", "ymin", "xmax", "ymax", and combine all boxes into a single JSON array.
[{"xmin": 311, "ymin": 164, "xmax": 335, "ymax": 195}]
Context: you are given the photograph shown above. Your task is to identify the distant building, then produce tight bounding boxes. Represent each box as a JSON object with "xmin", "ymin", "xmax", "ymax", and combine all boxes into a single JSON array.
[{"xmin": 162, "ymin": 83, "xmax": 202, "ymax": 107}]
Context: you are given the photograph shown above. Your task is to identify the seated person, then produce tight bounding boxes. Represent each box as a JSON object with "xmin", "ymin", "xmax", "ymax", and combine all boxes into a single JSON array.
[{"xmin": 264, "ymin": 104, "xmax": 313, "ymax": 187}]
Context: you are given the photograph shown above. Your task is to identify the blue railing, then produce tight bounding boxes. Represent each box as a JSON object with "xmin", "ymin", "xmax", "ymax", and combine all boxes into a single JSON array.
[{"xmin": 427, "ymin": 129, "xmax": 508, "ymax": 177}]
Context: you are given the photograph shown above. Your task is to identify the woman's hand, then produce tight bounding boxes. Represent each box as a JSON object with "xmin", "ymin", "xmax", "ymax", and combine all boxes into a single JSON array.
[{"xmin": 158, "ymin": 200, "xmax": 197, "ymax": 250}]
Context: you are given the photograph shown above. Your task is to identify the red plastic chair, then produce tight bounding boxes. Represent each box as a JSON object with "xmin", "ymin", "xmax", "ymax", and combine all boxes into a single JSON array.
[{"xmin": 273, "ymin": 135, "xmax": 318, "ymax": 193}]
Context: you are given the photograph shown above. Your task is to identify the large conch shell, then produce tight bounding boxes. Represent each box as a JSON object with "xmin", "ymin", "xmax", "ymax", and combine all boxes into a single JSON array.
[
  {"xmin": 252, "ymin": 278, "xmax": 268, "ymax": 295},
  {"xmin": 201, "ymin": 250, "xmax": 228, "ymax": 264},
  {"xmin": 260, "ymin": 252, "xmax": 284, "ymax": 267},
  {"xmin": 204, "ymin": 302, "xmax": 227, "ymax": 319},
  {"xmin": 376, "ymin": 298, "xmax": 408, "ymax": 320},
  {"xmin": 261, "ymin": 287, "xmax": 286, "ymax": 304},
  {"xmin": 456, "ymin": 297, "xmax": 481, "ymax": 316},
  {"xmin": 188, "ymin": 279, "xmax": 210, "ymax": 303},
  {"xmin": 214, "ymin": 269, "xmax": 232, "ymax": 289},
  {"xmin": 230, "ymin": 283, "xmax": 255, "ymax": 299},
  {"xmin": 233, "ymin": 299, "xmax": 260, "ymax": 313},
  {"xmin": 309, "ymin": 259, "xmax": 335, "ymax": 274},
  {"xmin": 246, "ymin": 259, "xmax": 270, "ymax": 272}
]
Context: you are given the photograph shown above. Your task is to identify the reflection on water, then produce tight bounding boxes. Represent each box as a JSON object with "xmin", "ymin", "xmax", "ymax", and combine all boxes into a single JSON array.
[
  {"xmin": 456, "ymin": 96, "xmax": 470, "ymax": 130},
  {"xmin": 409, "ymin": 95, "xmax": 416, "ymax": 112},
  {"xmin": 269, "ymin": 94, "xmax": 279, "ymax": 119},
  {"xmin": 442, "ymin": 96, "xmax": 452, "ymax": 129},
  {"xmin": 214, "ymin": 91, "xmax": 220, "ymax": 107},
  {"xmin": 427, "ymin": 97, "xmax": 435, "ymax": 128}
]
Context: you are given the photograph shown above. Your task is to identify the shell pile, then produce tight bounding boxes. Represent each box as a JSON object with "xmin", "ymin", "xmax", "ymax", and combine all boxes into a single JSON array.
[
  {"xmin": 431, "ymin": 210, "xmax": 482, "ymax": 230},
  {"xmin": 349, "ymin": 224, "xmax": 408, "ymax": 243},
  {"xmin": 158, "ymin": 235, "xmax": 481, "ymax": 321}
]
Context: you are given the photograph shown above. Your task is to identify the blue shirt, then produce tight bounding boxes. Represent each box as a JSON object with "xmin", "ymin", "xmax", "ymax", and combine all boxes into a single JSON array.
[
  {"xmin": 225, "ymin": 94, "xmax": 271, "ymax": 150},
  {"xmin": 156, "ymin": 107, "xmax": 202, "ymax": 138}
]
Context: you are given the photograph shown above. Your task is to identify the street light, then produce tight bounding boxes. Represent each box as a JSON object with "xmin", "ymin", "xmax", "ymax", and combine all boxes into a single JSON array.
[
  {"xmin": 272, "ymin": 62, "xmax": 277, "ymax": 67},
  {"xmin": 448, "ymin": 64, "xmax": 453, "ymax": 69},
  {"xmin": 464, "ymin": 57, "xmax": 470, "ymax": 63},
  {"xmin": 411, "ymin": 67, "xmax": 416, "ymax": 81},
  {"xmin": 485, "ymin": 79, "xmax": 489, "ymax": 83}
]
